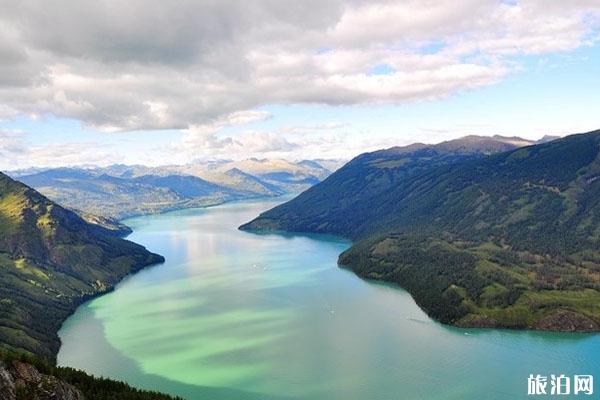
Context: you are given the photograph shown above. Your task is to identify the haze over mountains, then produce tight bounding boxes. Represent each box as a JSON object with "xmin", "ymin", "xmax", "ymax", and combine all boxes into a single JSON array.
[
  {"xmin": 9, "ymin": 158, "xmax": 342, "ymax": 220},
  {"xmin": 242, "ymin": 130, "xmax": 600, "ymax": 332}
]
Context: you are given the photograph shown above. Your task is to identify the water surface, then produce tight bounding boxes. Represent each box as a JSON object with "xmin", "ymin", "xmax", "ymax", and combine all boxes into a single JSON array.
[{"xmin": 58, "ymin": 198, "xmax": 600, "ymax": 399}]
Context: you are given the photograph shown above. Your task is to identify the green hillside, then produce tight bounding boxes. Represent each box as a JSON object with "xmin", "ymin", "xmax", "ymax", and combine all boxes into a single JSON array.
[
  {"xmin": 241, "ymin": 135, "xmax": 535, "ymax": 238},
  {"xmin": 0, "ymin": 172, "xmax": 164, "ymax": 360},
  {"xmin": 242, "ymin": 131, "xmax": 600, "ymax": 331}
]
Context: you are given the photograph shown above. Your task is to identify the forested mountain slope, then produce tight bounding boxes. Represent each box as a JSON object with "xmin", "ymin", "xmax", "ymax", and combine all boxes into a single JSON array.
[
  {"xmin": 241, "ymin": 135, "xmax": 537, "ymax": 237},
  {"xmin": 242, "ymin": 131, "xmax": 600, "ymax": 331},
  {"xmin": 0, "ymin": 172, "xmax": 164, "ymax": 360}
]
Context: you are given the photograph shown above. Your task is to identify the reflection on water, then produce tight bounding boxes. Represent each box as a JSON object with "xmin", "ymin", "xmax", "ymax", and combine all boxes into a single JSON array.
[{"xmin": 58, "ymin": 198, "xmax": 600, "ymax": 400}]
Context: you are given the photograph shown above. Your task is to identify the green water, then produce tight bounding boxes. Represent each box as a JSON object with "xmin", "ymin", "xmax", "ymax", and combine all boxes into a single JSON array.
[{"xmin": 58, "ymin": 198, "xmax": 600, "ymax": 399}]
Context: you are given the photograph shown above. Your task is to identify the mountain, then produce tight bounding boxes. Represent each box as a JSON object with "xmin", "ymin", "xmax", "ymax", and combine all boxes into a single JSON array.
[
  {"xmin": 225, "ymin": 158, "xmax": 328, "ymax": 177},
  {"xmin": 179, "ymin": 167, "xmax": 285, "ymax": 196},
  {"xmin": 537, "ymin": 135, "xmax": 561, "ymax": 143},
  {"xmin": 76, "ymin": 212, "xmax": 133, "ymax": 237},
  {"xmin": 131, "ymin": 174, "xmax": 231, "ymax": 198},
  {"xmin": 1, "ymin": 355, "xmax": 83, "ymax": 400},
  {"xmin": 241, "ymin": 135, "xmax": 537, "ymax": 237},
  {"xmin": 180, "ymin": 158, "xmax": 336, "ymax": 193},
  {"xmin": 229, "ymin": 158, "xmax": 330, "ymax": 190},
  {"xmin": 16, "ymin": 168, "xmax": 246, "ymax": 219},
  {"xmin": 242, "ymin": 131, "xmax": 600, "ymax": 332},
  {"xmin": 223, "ymin": 168, "xmax": 285, "ymax": 196},
  {"xmin": 301, "ymin": 158, "xmax": 346, "ymax": 173},
  {"xmin": 0, "ymin": 172, "xmax": 164, "ymax": 360},
  {"xmin": 11, "ymin": 158, "xmax": 340, "ymax": 219}
]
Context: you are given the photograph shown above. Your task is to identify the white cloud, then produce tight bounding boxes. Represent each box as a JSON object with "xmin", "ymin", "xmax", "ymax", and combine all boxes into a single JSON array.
[
  {"xmin": 0, "ymin": 130, "xmax": 122, "ymax": 170},
  {"xmin": 0, "ymin": 0, "xmax": 597, "ymax": 133},
  {"xmin": 172, "ymin": 118, "xmax": 399, "ymax": 161},
  {"xmin": 0, "ymin": 130, "xmax": 27, "ymax": 157}
]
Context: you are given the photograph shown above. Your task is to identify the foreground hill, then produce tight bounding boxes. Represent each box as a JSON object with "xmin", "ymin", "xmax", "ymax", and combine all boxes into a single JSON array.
[
  {"xmin": 0, "ymin": 172, "xmax": 164, "ymax": 360},
  {"xmin": 242, "ymin": 131, "xmax": 600, "ymax": 332},
  {"xmin": 0, "ymin": 350, "xmax": 180, "ymax": 400}
]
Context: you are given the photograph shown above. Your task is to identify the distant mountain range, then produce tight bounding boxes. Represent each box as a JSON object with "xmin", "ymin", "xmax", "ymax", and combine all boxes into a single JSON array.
[
  {"xmin": 0, "ymin": 172, "xmax": 164, "ymax": 360},
  {"xmin": 242, "ymin": 131, "xmax": 600, "ymax": 332},
  {"xmin": 9, "ymin": 158, "xmax": 342, "ymax": 220}
]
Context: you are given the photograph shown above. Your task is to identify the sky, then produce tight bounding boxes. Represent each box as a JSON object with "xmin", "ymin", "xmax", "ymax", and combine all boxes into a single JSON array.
[{"xmin": 0, "ymin": 0, "xmax": 599, "ymax": 170}]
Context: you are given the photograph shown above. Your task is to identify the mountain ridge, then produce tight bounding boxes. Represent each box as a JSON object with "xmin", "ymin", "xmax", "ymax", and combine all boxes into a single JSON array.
[
  {"xmin": 0, "ymin": 172, "xmax": 164, "ymax": 360},
  {"xmin": 241, "ymin": 134, "xmax": 539, "ymax": 238},
  {"xmin": 241, "ymin": 130, "xmax": 600, "ymax": 332},
  {"xmin": 11, "ymin": 158, "xmax": 340, "ymax": 220}
]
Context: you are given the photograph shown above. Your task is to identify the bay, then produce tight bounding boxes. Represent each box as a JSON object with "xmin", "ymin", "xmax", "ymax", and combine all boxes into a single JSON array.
[{"xmin": 58, "ymin": 198, "xmax": 600, "ymax": 399}]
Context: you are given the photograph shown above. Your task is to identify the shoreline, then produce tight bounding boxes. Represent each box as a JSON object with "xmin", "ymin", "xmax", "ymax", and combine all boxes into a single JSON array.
[
  {"xmin": 55, "ymin": 195, "xmax": 293, "ymax": 360},
  {"xmin": 239, "ymin": 225, "xmax": 600, "ymax": 335},
  {"xmin": 115, "ymin": 193, "xmax": 295, "ymax": 229},
  {"xmin": 55, "ymin": 200, "xmax": 600, "ymax": 400},
  {"xmin": 339, "ymin": 262, "xmax": 600, "ymax": 336},
  {"xmin": 50, "ymin": 255, "xmax": 166, "ymax": 363},
  {"xmin": 336, "ymin": 255, "xmax": 600, "ymax": 335}
]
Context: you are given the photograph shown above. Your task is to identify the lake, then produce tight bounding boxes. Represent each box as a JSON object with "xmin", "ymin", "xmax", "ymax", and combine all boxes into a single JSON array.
[{"xmin": 58, "ymin": 198, "xmax": 600, "ymax": 399}]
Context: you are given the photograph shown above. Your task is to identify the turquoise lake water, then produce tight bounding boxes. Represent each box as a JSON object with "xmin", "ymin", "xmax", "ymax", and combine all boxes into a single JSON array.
[{"xmin": 58, "ymin": 198, "xmax": 600, "ymax": 399}]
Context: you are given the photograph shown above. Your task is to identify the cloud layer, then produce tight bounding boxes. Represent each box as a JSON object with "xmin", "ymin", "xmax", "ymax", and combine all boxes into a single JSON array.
[
  {"xmin": 0, "ymin": 0, "xmax": 598, "ymax": 133},
  {"xmin": 0, "ymin": 129, "xmax": 121, "ymax": 169}
]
